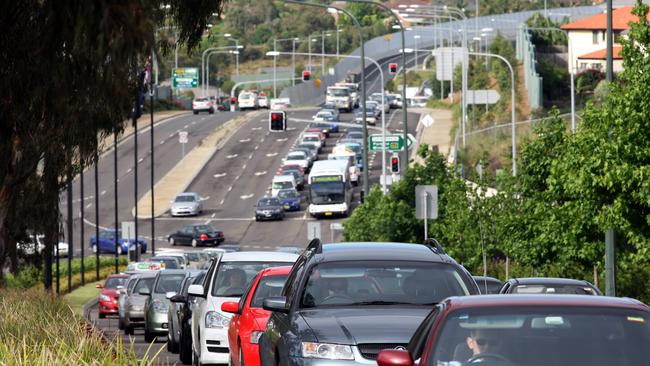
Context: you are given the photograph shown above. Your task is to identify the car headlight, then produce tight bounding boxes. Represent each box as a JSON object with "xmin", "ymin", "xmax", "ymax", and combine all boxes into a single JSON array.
[
  {"xmin": 99, "ymin": 294, "xmax": 111, "ymax": 302},
  {"xmin": 130, "ymin": 304, "xmax": 144, "ymax": 311},
  {"xmin": 249, "ymin": 331, "xmax": 264, "ymax": 344},
  {"xmin": 301, "ymin": 342, "xmax": 354, "ymax": 360},
  {"xmin": 152, "ymin": 299, "xmax": 168, "ymax": 313},
  {"xmin": 205, "ymin": 311, "xmax": 231, "ymax": 328}
]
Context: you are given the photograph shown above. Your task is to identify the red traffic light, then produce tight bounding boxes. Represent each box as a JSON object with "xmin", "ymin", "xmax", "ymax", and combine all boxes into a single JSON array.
[
  {"xmin": 302, "ymin": 70, "xmax": 311, "ymax": 81},
  {"xmin": 230, "ymin": 97, "xmax": 237, "ymax": 104},
  {"xmin": 391, "ymin": 156, "xmax": 400, "ymax": 173},
  {"xmin": 388, "ymin": 63, "xmax": 398, "ymax": 74},
  {"xmin": 269, "ymin": 111, "xmax": 286, "ymax": 131}
]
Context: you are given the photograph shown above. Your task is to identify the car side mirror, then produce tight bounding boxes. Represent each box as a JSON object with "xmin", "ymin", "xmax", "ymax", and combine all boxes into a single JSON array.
[
  {"xmin": 165, "ymin": 291, "xmax": 177, "ymax": 299},
  {"xmin": 95, "ymin": 283, "xmax": 103, "ymax": 289},
  {"xmin": 139, "ymin": 287, "xmax": 151, "ymax": 296},
  {"xmin": 262, "ymin": 296, "xmax": 288, "ymax": 313},
  {"xmin": 170, "ymin": 294, "xmax": 186, "ymax": 303},
  {"xmin": 221, "ymin": 301, "xmax": 240, "ymax": 314},
  {"xmin": 187, "ymin": 284, "xmax": 205, "ymax": 298},
  {"xmin": 376, "ymin": 350, "xmax": 414, "ymax": 366}
]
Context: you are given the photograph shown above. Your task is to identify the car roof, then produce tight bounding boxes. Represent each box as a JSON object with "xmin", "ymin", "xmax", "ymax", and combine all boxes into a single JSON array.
[
  {"xmin": 473, "ymin": 276, "xmax": 502, "ymax": 284},
  {"xmin": 273, "ymin": 175, "xmax": 294, "ymax": 181},
  {"xmin": 156, "ymin": 269, "xmax": 189, "ymax": 275},
  {"xmin": 107, "ymin": 274, "xmax": 130, "ymax": 279},
  {"xmin": 315, "ymin": 242, "xmax": 454, "ymax": 263},
  {"xmin": 443, "ymin": 294, "xmax": 649, "ymax": 311},
  {"xmin": 287, "ymin": 151, "xmax": 306, "ymax": 156},
  {"xmin": 221, "ymin": 251, "xmax": 299, "ymax": 262},
  {"xmin": 508, "ymin": 277, "xmax": 594, "ymax": 286},
  {"xmin": 259, "ymin": 265, "xmax": 294, "ymax": 277},
  {"xmin": 176, "ymin": 192, "xmax": 198, "ymax": 197}
]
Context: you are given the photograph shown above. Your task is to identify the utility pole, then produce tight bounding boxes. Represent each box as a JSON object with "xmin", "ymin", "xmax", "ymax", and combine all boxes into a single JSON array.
[{"xmin": 605, "ymin": 0, "xmax": 615, "ymax": 297}]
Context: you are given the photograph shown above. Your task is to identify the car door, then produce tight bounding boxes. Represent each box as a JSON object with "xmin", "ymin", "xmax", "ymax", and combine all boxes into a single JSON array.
[
  {"xmin": 179, "ymin": 226, "xmax": 193, "ymax": 245},
  {"xmin": 100, "ymin": 231, "xmax": 114, "ymax": 253},
  {"xmin": 192, "ymin": 255, "xmax": 220, "ymax": 358}
]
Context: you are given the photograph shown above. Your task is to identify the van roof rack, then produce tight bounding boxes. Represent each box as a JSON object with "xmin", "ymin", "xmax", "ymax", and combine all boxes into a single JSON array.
[
  {"xmin": 305, "ymin": 238, "xmax": 323, "ymax": 254},
  {"xmin": 423, "ymin": 238, "xmax": 446, "ymax": 255}
]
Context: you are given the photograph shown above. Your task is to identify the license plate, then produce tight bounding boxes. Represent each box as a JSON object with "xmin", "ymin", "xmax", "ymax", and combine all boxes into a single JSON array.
[
  {"xmin": 284, "ymin": 204, "xmax": 290, "ymax": 209},
  {"xmin": 324, "ymin": 212, "xmax": 333, "ymax": 216}
]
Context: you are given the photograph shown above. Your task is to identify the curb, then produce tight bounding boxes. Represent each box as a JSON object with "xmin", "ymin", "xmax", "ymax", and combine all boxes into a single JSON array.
[{"xmin": 83, "ymin": 298, "xmax": 98, "ymax": 321}]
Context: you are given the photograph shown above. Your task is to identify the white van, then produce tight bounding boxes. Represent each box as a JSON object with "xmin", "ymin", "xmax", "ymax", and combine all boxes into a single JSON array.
[
  {"xmin": 271, "ymin": 175, "xmax": 297, "ymax": 197},
  {"xmin": 237, "ymin": 91, "xmax": 259, "ymax": 110}
]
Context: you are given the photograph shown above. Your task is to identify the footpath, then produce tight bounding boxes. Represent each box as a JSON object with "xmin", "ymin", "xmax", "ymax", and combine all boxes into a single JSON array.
[
  {"xmin": 135, "ymin": 111, "xmax": 262, "ymax": 218},
  {"xmin": 410, "ymin": 107, "xmax": 454, "ymax": 163}
]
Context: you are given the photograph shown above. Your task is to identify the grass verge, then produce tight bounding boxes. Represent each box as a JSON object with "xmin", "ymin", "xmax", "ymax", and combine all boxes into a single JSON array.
[{"xmin": 63, "ymin": 280, "xmax": 102, "ymax": 316}]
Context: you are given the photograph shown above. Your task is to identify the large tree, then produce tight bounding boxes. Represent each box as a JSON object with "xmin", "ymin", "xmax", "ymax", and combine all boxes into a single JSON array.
[{"xmin": 0, "ymin": 0, "xmax": 226, "ymax": 287}]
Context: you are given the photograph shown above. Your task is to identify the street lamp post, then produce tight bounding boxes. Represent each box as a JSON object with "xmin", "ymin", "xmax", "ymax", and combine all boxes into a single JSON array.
[
  {"xmin": 275, "ymin": 37, "xmax": 301, "ymax": 91},
  {"xmin": 224, "ymin": 34, "xmax": 240, "ymax": 76},
  {"xmin": 413, "ymin": 34, "xmax": 421, "ymax": 70},
  {"xmin": 201, "ymin": 45, "xmax": 239, "ymax": 96},
  {"xmin": 206, "ymin": 50, "xmax": 238, "ymax": 95}
]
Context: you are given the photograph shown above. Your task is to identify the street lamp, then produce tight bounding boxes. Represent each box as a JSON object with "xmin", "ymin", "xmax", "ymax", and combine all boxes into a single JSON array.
[
  {"xmin": 275, "ymin": 37, "xmax": 301, "ymax": 87},
  {"xmin": 224, "ymin": 34, "xmax": 240, "ymax": 76},
  {"xmin": 413, "ymin": 34, "xmax": 421, "ymax": 70}
]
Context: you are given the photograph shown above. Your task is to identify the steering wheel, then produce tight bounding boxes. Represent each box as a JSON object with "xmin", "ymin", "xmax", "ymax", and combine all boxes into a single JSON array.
[
  {"xmin": 320, "ymin": 294, "xmax": 354, "ymax": 305},
  {"xmin": 465, "ymin": 353, "xmax": 512, "ymax": 366},
  {"xmin": 222, "ymin": 287, "xmax": 245, "ymax": 296}
]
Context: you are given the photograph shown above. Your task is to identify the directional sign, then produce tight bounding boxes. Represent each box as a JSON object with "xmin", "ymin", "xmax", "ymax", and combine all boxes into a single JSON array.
[
  {"xmin": 172, "ymin": 67, "xmax": 199, "ymax": 89},
  {"xmin": 369, "ymin": 134, "xmax": 416, "ymax": 152},
  {"xmin": 421, "ymin": 114, "xmax": 434, "ymax": 128},
  {"xmin": 466, "ymin": 90, "xmax": 501, "ymax": 104},
  {"xmin": 178, "ymin": 131, "xmax": 188, "ymax": 144}
]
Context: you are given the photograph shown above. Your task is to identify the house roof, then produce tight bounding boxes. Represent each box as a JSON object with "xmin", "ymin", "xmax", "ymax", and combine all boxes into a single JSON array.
[
  {"xmin": 561, "ymin": 6, "xmax": 650, "ymax": 30},
  {"xmin": 578, "ymin": 45, "xmax": 623, "ymax": 60}
]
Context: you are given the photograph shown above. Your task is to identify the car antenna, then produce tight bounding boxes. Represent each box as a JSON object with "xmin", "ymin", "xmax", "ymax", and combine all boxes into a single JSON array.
[
  {"xmin": 423, "ymin": 238, "xmax": 446, "ymax": 255},
  {"xmin": 305, "ymin": 238, "xmax": 322, "ymax": 254}
]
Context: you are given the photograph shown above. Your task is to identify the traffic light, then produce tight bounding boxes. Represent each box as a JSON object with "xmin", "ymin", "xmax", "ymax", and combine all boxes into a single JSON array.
[
  {"xmin": 302, "ymin": 70, "xmax": 311, "ymax": 81},
  {"xmin": 391, "ymin": 155, "xmax": 400, "ymax": 173},
  {"xmin": 269, "ymin": 111, "xmax": 286, "ymax": 132},
  {"xmin": 230, "ymin": 97, "xmax": 237, "ymax": 105},
  {"xmin": 388, "ymin": 63, "xmax": 398, "ymax": 74}
]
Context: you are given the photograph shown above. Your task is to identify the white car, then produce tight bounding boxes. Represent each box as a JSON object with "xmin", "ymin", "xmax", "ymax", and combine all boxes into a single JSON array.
[
  {"xmin": 188, "ymin": 251, "xmax": 298, "ymax": 366},
  {"xmin": 258, "ymin": 93, "xmax": 269, "ymax": 108},
  {"xmin": 237, "ymin": 91, "xmax": 259, "ymax": 110},
  {"xmin": 192, "ymin": 98, "xmax": 214, "ymax": 115},
  {"xmin": 283, "ymin": 151, "xmax": 310, "ymax": 171},
  {"xmin": 370, "ymin": 93, "xmax": 390, "ymax": 114},
  {"xmin": 300, "ymin": 135, "xmax": 323, "ymax": 152},
  {"xmin": 271, "ymin": 175, "xmax": 297, "ymax": 197}
]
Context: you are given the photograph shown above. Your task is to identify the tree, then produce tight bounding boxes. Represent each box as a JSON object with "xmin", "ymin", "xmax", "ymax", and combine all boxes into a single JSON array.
[{"xmin": 0, "ymin": 0, "xmax": 226, "ymax": 287}]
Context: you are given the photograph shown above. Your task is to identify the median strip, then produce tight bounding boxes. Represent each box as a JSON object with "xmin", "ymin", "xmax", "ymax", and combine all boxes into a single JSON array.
[{"xmin": 135, "ymin": 112, "xmax": 260, "ymax": 218}]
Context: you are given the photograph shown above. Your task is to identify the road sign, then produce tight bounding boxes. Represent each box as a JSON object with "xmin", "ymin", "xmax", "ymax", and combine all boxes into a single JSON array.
[
  {"xmin": 179, "ymin": 131, "xmax": 188, "ymax": 144},
  {"xmin": 466, "ymin": 90, "xmax": 501, "ymax": 104},
  {"xmin": 122, "ymin": 221, "xmax": 135, "ymax": 240},
  {"xmin": 307, "ymin": 222, "xmax": 321, "ymax": 240},
  {"xmin": 172, "ymin": 67, "xmax": 199, "ymax": 89},
  {"xmin": 415, "ymin": 185, "xmax": 438, "ymax": 220},
  {"xmin": 434, "ymin": 47, "xmax": 467, "ymax": 81},
  {"xmin": 421, "ymin": 114, "xmax": 434, "ymax": 128},
  {"xmin": 369, "ymin": 134, "xmax": 416, "ymax": 152}
]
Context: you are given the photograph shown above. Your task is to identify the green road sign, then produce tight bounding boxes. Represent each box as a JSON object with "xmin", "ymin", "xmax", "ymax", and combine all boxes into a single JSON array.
[
  {"xmin": 173, "ymin": 67, "xmax": 198, "ymax": 89},
  {"xmin": 369, "ymin": 134, "xmax": 416, "ymax": 152}
]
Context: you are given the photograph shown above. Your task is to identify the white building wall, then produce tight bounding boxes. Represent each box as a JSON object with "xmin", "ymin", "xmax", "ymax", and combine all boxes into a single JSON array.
[{"xmin": 567, "ymin": 29, "xmax": 620, "ymax": 74}]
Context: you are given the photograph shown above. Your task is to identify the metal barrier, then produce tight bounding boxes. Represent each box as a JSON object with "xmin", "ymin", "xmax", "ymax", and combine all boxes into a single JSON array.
[{"xmin": 516, "ymin": 24, "xmax": 543, "ymax": 109}]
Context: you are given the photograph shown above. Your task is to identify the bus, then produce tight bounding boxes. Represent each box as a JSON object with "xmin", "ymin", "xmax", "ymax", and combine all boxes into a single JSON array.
[{"xmin": 308, "ymin": 160, "xmax": 352, "ymax": 218}]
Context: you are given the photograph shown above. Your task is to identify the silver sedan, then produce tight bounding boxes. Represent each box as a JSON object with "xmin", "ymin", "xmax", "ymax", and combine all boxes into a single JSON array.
[{"xmin": 170, "ymin": 192, "xmax": 203, "ymax": 217}]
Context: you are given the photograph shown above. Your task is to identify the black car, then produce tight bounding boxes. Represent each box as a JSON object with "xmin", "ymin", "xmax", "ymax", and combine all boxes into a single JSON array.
[
  {"xmin": 499, "ymin": 277, "xmax": 602, "ymax": 295},
  {"xmin": 167, "ymin": 224, "xmax": 225, "ymax": 247},
  {"xmin": 259, "ymin": 239, "xmax": 479, "ymax": 366},
  {"xmin": 149, "ymin": 255, "xmax": 182, "ymax": 269},
  {"xmin": 171, "ymin": 272, "xmax": 208, "ymax": 364},
  {"xmin": 255, "ymin": 197, "xmax": 284, "ymax": 221},
  {"xmin": 167, "ymin": 270, "xmax": 205, "ymax": 354},
  {"xmin": 473, "ymin": 275, "xmax": 503, "ymax": 294}
]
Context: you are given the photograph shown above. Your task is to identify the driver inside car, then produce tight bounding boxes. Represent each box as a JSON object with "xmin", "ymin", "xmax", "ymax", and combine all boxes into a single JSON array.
[
  {"xmin": 217, "ymin": 268, "xmax": 247, "ymax": 296},
  {"xmin": 325, "ymin": 277, "xmax": 349, "ymax": 298},
  {"xmin": 462, "ymin": 329, "xmax": 513, "ymax": 365}
]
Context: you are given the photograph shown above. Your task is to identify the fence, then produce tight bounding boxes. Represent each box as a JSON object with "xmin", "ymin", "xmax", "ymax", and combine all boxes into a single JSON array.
[{"xmin": 516, "ymin": 25, "xmax": 543, "ymax": 109}]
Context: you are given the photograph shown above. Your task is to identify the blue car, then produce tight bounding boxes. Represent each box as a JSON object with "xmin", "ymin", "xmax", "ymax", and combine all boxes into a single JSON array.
[
  {"xmin": 90, "ymin": 229, "xmax": 147, "ymax": 254},
  {"xmin": 277, "ymin": 188, "xmax": 301, "ymax": 211}
]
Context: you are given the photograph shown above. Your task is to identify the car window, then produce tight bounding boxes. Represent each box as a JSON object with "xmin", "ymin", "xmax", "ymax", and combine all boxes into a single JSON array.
[
  {"xmin": 195, "ymin": 224, "xmax": 216, "ymax": 233},
  {"xmin": 251, "ymin": 274, "xmax": 289, "ymax": 307},
  {"xmin": 211, "ymin": 261, "xmax": 295, "ymax": 297},
  {"xmin": 126, "ymin": 277, "xmax": 139, "ymax": 294},
  {"xmin": 175, "ymin": 195, "xmax": 196, "ymax": 202},
  {"xmin": 278, "ymin": 190, "xmax": 298, "ymax": 199},
  {"xmin": 512, "ymin": 284, "xmax": 598, "ymax": 295},
  {"xmin": 155, "ymin": 274, "xmax": 186, "ymax": 294},
  {"xmin": 134, "ymin": 277, "xmax": 155, "ymax": 294},
  {"xmin": 272, "ymin": 181, "xmax": 293, "ymax": 190},
  {"xmin": 151, "ymin": 257, "xmax": 180, "ymax": 269},
  {"xmin": 428, "ymin": 307, "xmax": 650, "ymax": 366},
  {"xmin": 300, "ymin": 261, "xmax": 472, "ymax": 308},
  {"xmin": 104, "ymin": 277, "xmax": 127, "ymax": 288},
  {"xmin": 287, "ymin": 155, "xmax": 304, "ymax": 160},
  {"xmin": 99, "ymin": 231, "xmax": 114, "ymax": 240},
  {"xmin": 258, "ymin": 199, "xmax": 280, "ymax": 207}
]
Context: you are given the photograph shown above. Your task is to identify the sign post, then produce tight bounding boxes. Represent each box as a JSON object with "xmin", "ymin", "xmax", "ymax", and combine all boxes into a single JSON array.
[
  {"xmin": 122, "ymin": 221, "xmax": 136, "ymax": 261},
  {"xmin": 307, "ymin": 222, "xmax": 321, "ymax": 241},
  {"xmin": 179, "ymin": 131, "xmax": 188, "ymax": 158},
  {"xmin": 415, "ymin": 185, "xmax": 438, "ymax": 240}
]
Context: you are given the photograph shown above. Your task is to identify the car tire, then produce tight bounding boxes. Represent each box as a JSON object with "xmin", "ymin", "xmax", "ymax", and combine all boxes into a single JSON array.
[
  {"xmin": 192, "ymin": 349, "xmax": 200, "ymax": 366},
  {"xmin": 98, "ymin": 312, "xmax": 105, "ymax": 319},
  {"xmin": 144, "ymin": 328, "xmax": 155, "ymax": 343},
  {"xmin": 140, "ymin": 245, "xmax": 146, "ymax": 254},
  {"xmin": 240, "ymin": 347, "xmax": 245, "ymax": 366},
  {"xmin": 209, "ymin": 109, "xmax": 214, "ymax": 114},
  {"xmin": 169, "ymin": 237, "xmax": 176, "ymax": 246},
  {"xmin": 167, "ymin": 336, "xmax": 173, "ymax": 352},
  {"xmin": 92, "ymin": 244, "xmax": 98, "ymax": 254},
  {"xmin": 191, "ymin": 239, "xmax": 197, "ymax": 248},
  {"xmin": 118, "ymin": 317, "xmax": 125, "ymax": 330},
  {"xmin": 179, "ymin": 324, "xmax": 192, "ymax": 364},
  {"xmin": 193, "ymin": 111, "xmax": 199, "ymax": 115}
]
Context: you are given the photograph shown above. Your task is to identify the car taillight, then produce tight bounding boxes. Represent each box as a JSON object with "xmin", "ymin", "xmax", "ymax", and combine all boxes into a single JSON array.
[
  {"xmin": 218, "ymin": 232, "xmax": 224, "ymax": 237},
  {"xmin": 199, "ymin": 234, "xmax": 209, "ymax": 240}
]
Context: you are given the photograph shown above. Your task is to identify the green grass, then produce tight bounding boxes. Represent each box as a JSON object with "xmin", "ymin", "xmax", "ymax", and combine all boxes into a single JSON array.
[{"xmin": 63, "ymin": 280, "xmax": 102, "ymax": 316}]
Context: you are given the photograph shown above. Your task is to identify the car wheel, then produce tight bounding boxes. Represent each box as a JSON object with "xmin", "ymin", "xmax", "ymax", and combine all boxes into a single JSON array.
[
  {"xmin": 179, "ymin": 324, "xmax": 192, "ymax": 364},
  {"xmin": 169, "ymin": 237, "xmax": 175, "ymax": 246},
  {"xmin": 144, "ymin": 328, "xmax": 155, "ymax": 343},
  {"xmin": 191, "ymin": 239, "xmax": 197, "ymax": 248},
  {"xmin": 192, "ymin": 349, "xmax": 200, "ymax": 366},
  {"xmin": 118, "ymin": 317, "xmax": 125, "ymax": 330},
  {"xmin": 240, "ymin": 347, "xmax": 245, "ymax": 366},
  {"xmin": 193, "ymin": 111, "xmax": 199, "ymax": 115},
  {"xmin": 98, "ymin": 312, "xmax": 105, "ymax": 319},
  {"xmin": 167, "ymin": 336, "xmax": 173, "ymax": 352},
  {"xmin": 92, "ymin": 244, "xmax": 98, "ymax": 254},
  {"xmin": 140, "ymin": 245, "xmax": 146, "ymax": 254}
]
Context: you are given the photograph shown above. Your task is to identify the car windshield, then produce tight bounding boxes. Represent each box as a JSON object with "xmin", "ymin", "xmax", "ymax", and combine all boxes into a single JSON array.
[
  {"xmin": 278, "ymin": 190, "xmax": 299, "ymax": 199},
  {"xmin": 309, "ymin": 181, "xmax": 345, "ymax": 204},
  {"xmin": 303, "ymin": 137, "xmax": 319, "ymax": 142},
  {"xmin": 287, "ymin": 154, "xmax": 304, "ymax": 160},
  {"xmin": 212, "ymin": 261, "xmax": 294, "ymax": 297},
  {"xmin": 258, "ymin": 199, "xmax": 280, "ymax": 207},
  {"xmin": 154, "ymin": 274, "xmax": 186, "ymax": 294},
  {"xmin": 251, "ymin": 274, "xmax": 289, "ymax": 307},
  {"xmin": 328, "ymin": 89, "xmax": 349, "ymax": 97},
  {"xmin": 239, "ymin": 93, "xmax": 251, "ymax": 100},
  {"xmin": 475, "ymin": 280, "xmax": 503, "ymax": 294},
  {"xmin": 272, "ymin": 181, "xmax": 293, "ymax": 190},
  {"xmin": 185, "ymin": 252, "xmax": 206, "ymax": 262},
  {"xmin": 195, "ymin": 98, "xmax": 208, "ymax": 102},
  {"xmin": 297, "ymin": 144, "xmax": 315, "ymax": 151},
  {"xmin": 194, "ymin": 224, "xmax": 216, "ymax": 233},
  {"xmin": 347, "ymin": 133, "xmax": 363, "ymax": 139},
  {"xmin": 105, "ymin": 277, "xmax": 127, "ymax": 289},
  {"xmin": 133, "ymin": 277, "xmax": 154, "ymax": 294},
  {"xmin": 175, "ymin": 195, "xmax": 196, "ymax": 203},
  {"xmin": 301, "ymin": 261, "xmax": 471, "ymax": 308},
  {"xmin": 511, "ymin": 284, "xmax": 598, "ymax": 295},
  {"xmin": 151, "ymin": 257, "xmax": 180, "ymax": 269},
  {"xmin": 430, "ymin": 307, "xmax": 650, "ymax": 366}
]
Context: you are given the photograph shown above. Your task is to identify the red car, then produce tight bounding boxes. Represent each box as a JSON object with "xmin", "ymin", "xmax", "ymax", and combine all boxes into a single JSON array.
[
  {"xmin": 96, "ymin": 274, "xmax": 129, "ymax": 318},
  {"xmin": 222, "ymin": 266, "xmax": 292, "ymax": 366},
  {"xmin": 377, "ymin": 295, "xmax": 650, "ymax": 366}
]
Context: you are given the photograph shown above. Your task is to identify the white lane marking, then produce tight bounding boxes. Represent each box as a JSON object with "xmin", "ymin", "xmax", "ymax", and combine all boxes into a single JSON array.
[
  {"xmin": 192, "ymin": 121, "xmax": 197, "ymax": 125},
  {"xmin": 252, "ymin": 126, "xmax": 262, "ymax": 130},
  {"xmin": 211, "ymin": 213, "xmax": 216, "ymax": 218},
  {"xmin": 226, "ymin": 154, "xmax": 238, "ymax": 159},
  {"xmin": 201, "ymin": 118, "xmax": 206, "ymax": 121},
  {"xmin": 228, "ymin": 186, "xmax": 233, "ymax": 192},
  {"xmin": 160, "ymin": 140, "xmax": 165, "ymax": 145},
  {"xmin": 287, "ymin": 127, "xmax": 296, "ymax": 131},
  {"xmin": 184, "ymin": 124, "xmax": 188, "ymax": 128},
  {"xmin": 254, "ymin": 145, "xmax": 259, "ymax": 150},
  {"xmin": 266, "ymin": 153, "xmax": 278, "ymax": 157},
  {"xmin": 235, "ymin": 175, "xmax": 241, "ymax": 180},
  {"xmin": 213, "ymin": 173, "xmax": 227, "ymax": 178},
  {"xmin": 242, "ymin": 164, "xmax": 247, "ymax": 170},
  {"xmin": 240, "ymin": 194, "xmax": 254, "ymax": 200},
  {"xmin": 219, "ymin": 199, "xmax": 225, "ymax": 205},
  {"xmin": 101, "ymin": 190, "xmax": 106, "ymax": 196},
  {"xmin": 276, "ymin": 138, "xmax": 288, "ymax": 142},
  {"xmin": 260, "ymin": 138, "xmax": 265, "ymax": 143},
  {"xmin": 239, "ymin": 138, "xmax": 251, "ymax": 143},
  {"xmin": 248, "ymin": 153, "xmax": 253, "ymax": 160},
  {"xmin": 86, "ymin": 203, "xmax": 92, "ymax": 209},
  {"xmin": 126, "ymin": 168, "xmax": 132, "ymax": 173},
  {"xmin": 138, "ymin": 158, "xmax": 144, "ymax": 163},
  {"xmin": 254, "ymin": 171, "xmax": 267, "ymax": 176}
]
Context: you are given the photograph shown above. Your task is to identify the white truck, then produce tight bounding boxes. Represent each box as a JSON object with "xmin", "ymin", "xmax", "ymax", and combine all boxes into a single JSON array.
[
  {"xmin": 328, "ymin": 144, "xmax": 360, "ymax": 186},
  {"xmin": 326, "ymin": 86, "xmax": 353, "ymax": 113},
  {"xmin": 308, "ymin": 160, "xmax": 352, "ymax": 218}
]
